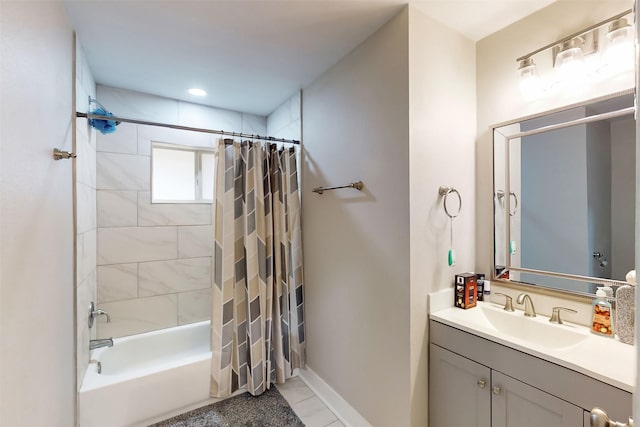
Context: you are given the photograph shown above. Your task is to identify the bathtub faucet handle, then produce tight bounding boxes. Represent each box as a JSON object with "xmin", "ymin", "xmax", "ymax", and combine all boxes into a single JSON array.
[
  {"xmin": 88, "ymin": 301, "xmax": 111, "ymax": 328},
  {"xmin": 93, "ymin": 309, "xmax": 110, "ymax": 322}
]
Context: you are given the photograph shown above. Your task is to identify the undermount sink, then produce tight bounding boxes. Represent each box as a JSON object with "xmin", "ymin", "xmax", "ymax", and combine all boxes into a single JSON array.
[{"xmin": 478, "ymin": 304, "xmax": 589, "ymax": 350}]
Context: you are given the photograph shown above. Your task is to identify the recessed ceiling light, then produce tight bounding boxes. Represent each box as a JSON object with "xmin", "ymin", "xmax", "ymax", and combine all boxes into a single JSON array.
[{"xmin": 188, "ymin": 88, "xmax": 207, "ymax": 97}]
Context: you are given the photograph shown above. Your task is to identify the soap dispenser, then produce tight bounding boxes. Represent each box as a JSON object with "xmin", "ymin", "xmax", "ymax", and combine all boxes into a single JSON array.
[
  {"xmin": 616, "ymin": 271, "xmax": 636, "ymax": 345},
  {"xmin": 591, "ymin": 287, "xmax": 614, "ymax": 338}
]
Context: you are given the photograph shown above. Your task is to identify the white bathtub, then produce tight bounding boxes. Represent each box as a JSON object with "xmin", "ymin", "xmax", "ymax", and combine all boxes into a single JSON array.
[{"xmin": 79, "ymin": 321, "xmax": 212, "ymax": 427}]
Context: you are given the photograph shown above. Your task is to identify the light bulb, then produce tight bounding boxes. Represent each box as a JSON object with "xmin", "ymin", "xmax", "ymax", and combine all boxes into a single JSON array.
[
  {"xmin": 553, "ymin": 38, "xmax": 585, "ymax": 88},
  {"xmin": 601, "ymin": 18, "xmax": 634, "ymax": 75},
  {"xmin": 517, "ymin": 58, "xmax": 543, "ymax": 99}
]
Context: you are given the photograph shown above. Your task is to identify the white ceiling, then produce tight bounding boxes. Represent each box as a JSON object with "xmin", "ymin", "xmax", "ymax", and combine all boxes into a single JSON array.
[{"xmin": 64, "ymin": 0, "xmax": 555, "ymax": 116}]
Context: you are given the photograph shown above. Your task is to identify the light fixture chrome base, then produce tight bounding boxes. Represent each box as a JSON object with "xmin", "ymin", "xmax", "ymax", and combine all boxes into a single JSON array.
[{"xmin": 552, "ymin": 29, "xmax": 598, "ymax": 66}]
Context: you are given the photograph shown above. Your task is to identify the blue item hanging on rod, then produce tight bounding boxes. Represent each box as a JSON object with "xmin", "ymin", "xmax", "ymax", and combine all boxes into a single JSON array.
[{"xmin": 89, "ymin": 107, "xmax": 118, "ymax": 135}]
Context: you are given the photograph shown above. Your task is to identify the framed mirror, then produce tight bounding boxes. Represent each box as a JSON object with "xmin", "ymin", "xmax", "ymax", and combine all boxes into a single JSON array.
[{"xmin": 493, "ymin": 90, "xmax": 635, "ymax": 296}]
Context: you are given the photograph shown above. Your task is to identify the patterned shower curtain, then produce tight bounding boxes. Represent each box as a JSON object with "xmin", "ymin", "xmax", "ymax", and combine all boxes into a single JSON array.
[{"xmin": 210, "ymin": 139, "xmax": 305, "ymax": 397}]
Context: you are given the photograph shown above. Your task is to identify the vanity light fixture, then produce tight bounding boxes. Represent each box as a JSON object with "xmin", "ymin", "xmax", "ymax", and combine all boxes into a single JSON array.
[{"xmin": 515, "ymin": 9, "xmax": 633, "ymax": 96}]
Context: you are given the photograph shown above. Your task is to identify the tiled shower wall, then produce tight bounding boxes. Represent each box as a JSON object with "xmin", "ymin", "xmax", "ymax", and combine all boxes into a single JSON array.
[
  {"xmin": 75, "ymin": 38, "xmax": 97, "ymax": 388},
  {"xmin": 266, "ymin": 91, "xmax": 301, "ymax": 141},
  {"xmin": 94, "ymin": 86, "xmax": 267, "ymax": 339}
]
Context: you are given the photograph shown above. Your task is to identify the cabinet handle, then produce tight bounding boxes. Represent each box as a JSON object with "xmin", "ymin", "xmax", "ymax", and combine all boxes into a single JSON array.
[
  {"xmin": 492, "ymin": 386, "xmax": 502, "ymax": 395},
  {"xmin": 590, "ymin": 407, "xmax": 634, "ymax": 427},
  {"xmin": 477, "ymin": 379, "xmax": 486, "ymax": 389}
]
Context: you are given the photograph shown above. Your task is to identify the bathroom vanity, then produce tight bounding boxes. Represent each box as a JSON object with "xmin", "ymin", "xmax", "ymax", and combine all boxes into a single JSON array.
[{"xmin": 429, "ymin": 302, "xmax": 633, "ymax": 427}]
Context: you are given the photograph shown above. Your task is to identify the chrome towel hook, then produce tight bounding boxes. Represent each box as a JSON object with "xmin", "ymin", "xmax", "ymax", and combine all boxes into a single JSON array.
[{"xmin": 438, "ymin": 186, "xmax": 462, "ymax": 218}]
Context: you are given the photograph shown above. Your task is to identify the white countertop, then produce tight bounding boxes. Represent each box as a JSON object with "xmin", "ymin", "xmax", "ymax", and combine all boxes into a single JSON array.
[{"xmin": 430, "ymin": 302, "xmax": 635, "ymax": 393}]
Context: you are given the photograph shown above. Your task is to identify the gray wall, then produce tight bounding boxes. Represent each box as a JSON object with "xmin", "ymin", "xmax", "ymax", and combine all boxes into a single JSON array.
[
  {"xmin": 521, "ymin": 124, "xmax": 590, "ymax": 278},
  {"xmin": 302, "ymin": 9, "xmax": 411, "ymax": 426},
  {"xmin": 476, "ymin": 0, "xmax": 634, "ymax": 279},
  {"xmin": 408, "ymin": 5, "xmax": 477, "ymax": 425},
  {"xmin": 610, "ymin": 117, "xmax": 636, "ymax": 280}
]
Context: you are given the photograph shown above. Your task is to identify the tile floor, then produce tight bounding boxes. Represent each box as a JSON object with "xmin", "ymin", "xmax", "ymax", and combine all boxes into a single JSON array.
[{"xmin": 276, "ymin": 376, "xmax": 345, "ymax": 427}]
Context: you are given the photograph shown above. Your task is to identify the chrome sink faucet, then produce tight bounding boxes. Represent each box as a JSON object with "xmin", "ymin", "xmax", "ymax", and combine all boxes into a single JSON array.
[
  {"xmin": 90, "ymin": 338, "xmax": 113, "ymax": 350},
  {"xmin": 516, "ymin": 293, "xmax": 536, "ymax": 317}
]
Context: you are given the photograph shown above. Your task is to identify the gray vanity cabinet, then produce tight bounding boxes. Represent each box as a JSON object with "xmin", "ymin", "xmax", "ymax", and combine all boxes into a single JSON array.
[
  {"xmin": 429, "ymin": 320, "xmax": 632, "ymax": 427},
  {"xmin": 430, "ymin": 344, "xmax": 583, "ymax": 427}
]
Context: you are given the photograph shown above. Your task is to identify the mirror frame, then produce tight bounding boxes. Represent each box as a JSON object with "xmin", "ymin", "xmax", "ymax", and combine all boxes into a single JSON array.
[{"xmin": 491, "ymin": 88, "xmax": 636, "ymax": 297}]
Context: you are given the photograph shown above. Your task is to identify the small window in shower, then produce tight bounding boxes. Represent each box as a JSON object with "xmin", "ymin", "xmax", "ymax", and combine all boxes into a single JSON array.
[{"xmin": 151, "ymin": 143, "xmax": 215, "ymax": 203}]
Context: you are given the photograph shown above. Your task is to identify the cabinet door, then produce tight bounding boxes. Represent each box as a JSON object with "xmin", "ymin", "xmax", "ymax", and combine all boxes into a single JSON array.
[
  {"xmin": 429, "ymin": 344, "xmax": 491, "ymax": 427},
  {"xmin": 492, "ymin": 371, "xmax": 583, "ymax": 427}
]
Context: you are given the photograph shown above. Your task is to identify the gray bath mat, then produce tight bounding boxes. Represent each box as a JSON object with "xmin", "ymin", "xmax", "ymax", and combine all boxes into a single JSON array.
[{"xmin": 150, "ymin": 387, "xmax": 305, "ymax": 427}]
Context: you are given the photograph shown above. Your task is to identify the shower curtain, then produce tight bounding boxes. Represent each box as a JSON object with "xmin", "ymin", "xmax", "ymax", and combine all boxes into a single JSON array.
[{"xmin": 210, "ymin": 139, "xmax": 305, "ymax": 397}]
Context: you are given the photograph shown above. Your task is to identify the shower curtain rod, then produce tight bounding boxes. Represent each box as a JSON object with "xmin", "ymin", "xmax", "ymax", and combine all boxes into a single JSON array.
[{"xmin": 76, "ymin": 112, "xmax": 301, "ymax": 145}]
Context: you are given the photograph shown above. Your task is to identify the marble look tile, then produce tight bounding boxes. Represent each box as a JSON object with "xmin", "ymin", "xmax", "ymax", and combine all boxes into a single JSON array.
[
  {"xmin": 276, "ymin": 377, "xmax": 316, "ymax": 405},
  {"xmin": 267, "ymin": 91, "xmax": 302, "ymax": 140},
  {"xmin": 77, "ymin": 229, "xmax": 97, "ymax": 285},
  {"xmin": 96, "ymin": 122, "xmax": 137, "ymax": 154},
  {"xmin": 97, "ymin": 263, "xmax": 138, "ymax": 303},
  {"xmin": 137, "ymin": 124, "xmax": 214, "ymax": 156},
  {"xmin": 325, "ymin": 421, "xmax": 345, "ymax": 427},
  {"xmin": 272, "ymin": 119, "xmax": 301, "ymax": 142},
  {"xmin": 80, "ymin": 44, "xmax": 96, "ymax": 100},
  {"xmin": 97, "ymin": 152, "xmax": 150, "ymax": 191},
  {"xmin": 178, "ymin": 288, "xmax": 213, "ymax": 325},
  {"xmin": 89, "ymin": 121, "xmax": 97, "ymax": 150},
  {"xmin": 266, "ymin": 98, "xmax": 290, "ymax": 136},
  {"xmin": 177, "ymin": 101, "xmax": 242, "ymax": 132},
  {"xmin": 75, "ymin": 38, "xmax": 84, "ymax": 92},
  {"xmin": 97, "ymin": 85, "xmax": 178, "ymax": 125},
  {"xmin": 76, "ymin": 85, "xmax": 89, "ymax": 116},
  {"xmin": 97, "ymin": 226, "xmax": 177, "ymax": 265},
  {"xmin": 137, "ymin": 130, "xmax": 151, "ymax": 156},
  {"xmin": 96, "ymin": 294, "xmax": 178, "ymax": 339},
  {"xmin": 241, "ymin": 113, "xmax": 267, "ymax": 135},
  {"xmin": 76, "ymin": 118, "xmax": 96, "ymax": 187},
  {"xmin": 77, "ymin": 183, "xmax": 97, "ymax": 235},
  {"xmin": 138, "ymin": 192, "xmax": 211, "ymax": 226},
  {"xmin": 178, "ymin": 225, "xmax": 213, "ymax": 258},
  {"xmin": 139, "ymin": 257, "xmax": 211, "ymax": 297},
  {"xmin": 97, "ymin": 190, "xmax": 137, "ymax": 227},
  {"xmin": 289, "ymin": 92, "xmax": 301, "ymax": 122},
  {"xmin": 77, "ymin": 271, "xmax": 96, "ymax": 389},
  {"xmin": 291, "ymin": 396, "xmax": 337, "ymax": 427}
]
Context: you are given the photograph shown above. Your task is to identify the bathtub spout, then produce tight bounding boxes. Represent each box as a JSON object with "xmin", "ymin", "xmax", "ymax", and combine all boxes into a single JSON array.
[{"xmin": 90, "ymin": 338, "xmax": 113, "ymax": 350}]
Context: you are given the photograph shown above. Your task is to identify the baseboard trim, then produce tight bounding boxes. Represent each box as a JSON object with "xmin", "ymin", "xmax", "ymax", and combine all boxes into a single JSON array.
[{"xmin": 297, "ymin": 367, "xmax": 372, "ymax": 427}]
